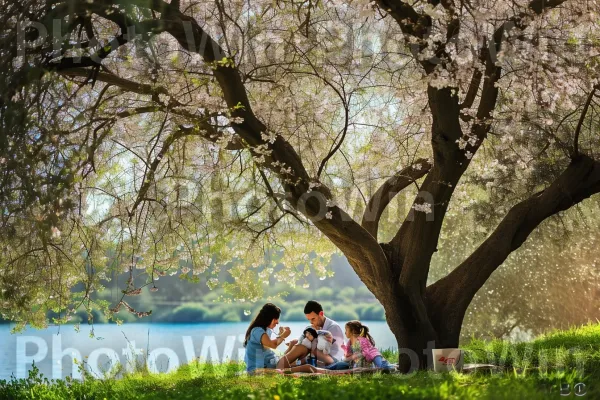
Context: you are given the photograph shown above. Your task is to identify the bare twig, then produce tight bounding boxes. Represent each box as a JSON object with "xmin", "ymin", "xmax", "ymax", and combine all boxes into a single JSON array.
[{"xmin": 572, "ymin": 84, "xmax": 599, "ymax": 159}]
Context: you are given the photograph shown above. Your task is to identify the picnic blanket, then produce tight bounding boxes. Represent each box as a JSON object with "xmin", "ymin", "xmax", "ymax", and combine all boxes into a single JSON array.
[
  {"xmin": 251, "ymin": 363, "xmax": 501, "ymax": 377},
  {"xmin": 290, "ymin": 367, "xmax": 397, "ymax": 377},
  {"xmin": 252, "ymin": 367, "xmax": 396, "ymax": 377}
]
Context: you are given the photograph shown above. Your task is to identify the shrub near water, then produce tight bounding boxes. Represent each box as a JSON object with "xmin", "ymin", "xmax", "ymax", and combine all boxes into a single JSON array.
[
  {"xmin": 357, "ymin": 304, "xmax": 385, "ymax": 320},
  {"xmin": 159, "ymin": 303, "xmax": 245, "ymax": 323},
  {"xmin": 168, "ymin": 303, "xmax": 210, "ymax": 322},
  {"xmin": 283, "ymin": 308, "xmax": 306, "ymax": 321},
  {"xmin": 329, "ymin": 306, "xmax": 359, "ymax": 321}
]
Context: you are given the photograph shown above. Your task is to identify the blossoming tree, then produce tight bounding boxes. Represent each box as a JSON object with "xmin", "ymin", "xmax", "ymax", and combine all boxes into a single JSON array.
[{"xmin": 2, "ymin": 0, "xmax": 600, "ymax": 370}]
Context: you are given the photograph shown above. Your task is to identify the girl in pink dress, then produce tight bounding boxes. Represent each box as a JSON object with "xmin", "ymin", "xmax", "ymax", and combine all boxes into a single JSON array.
[{"xmin": 341, "ymin": 320, "xmax": 395, "ymax": 370}]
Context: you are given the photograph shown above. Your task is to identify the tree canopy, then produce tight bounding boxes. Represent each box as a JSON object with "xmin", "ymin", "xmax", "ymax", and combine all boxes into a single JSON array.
[{"xmin": 2, "ymin": 0, "xmax": 600, "ymax": 361}]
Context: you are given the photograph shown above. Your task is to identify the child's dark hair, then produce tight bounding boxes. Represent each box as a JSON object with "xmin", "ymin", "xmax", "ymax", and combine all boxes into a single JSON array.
[
  {"xmin": 345, "ymin": 320, "xmax": 375, "ymax": 346},
  {"xmin": 244, "ymin": 303, "xmax": 281, "ymax": 347},
  {"xmin": 303, "ymin": 327, "xmax": 318, "ymax": 339}
]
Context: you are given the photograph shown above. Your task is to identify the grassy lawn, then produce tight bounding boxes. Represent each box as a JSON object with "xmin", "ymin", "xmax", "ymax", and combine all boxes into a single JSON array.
[{"xmin": 1, "ymin": 323, "xmax": 599, "ymax": 399}]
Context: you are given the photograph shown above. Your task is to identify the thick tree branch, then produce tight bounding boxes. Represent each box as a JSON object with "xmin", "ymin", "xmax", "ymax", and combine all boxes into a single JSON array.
[
  {"xmin": 528, "ymin": 0, "xmax": 567, "ymax": 14},
  {"xmin": 361, "ymin": 159, "xmax": 432, "ymax": 239},
  {"xmin": 58, "ymin": 68, "xmax": 168, "ymax": 96},
  {"xmin": 374, "ymin": 0, "xmax": 430, "ymax": 39},
  {"xmin": 387, "ymin": 87, "xmax": 464, "ymax": 281},
  {"xmin": 459, "ymin": 69, "xmax": 483, "ymax": 112},
  {"xmin": 374, "ymin": 0, "xmax": 439, "ymax": 73},
  {"xmin": 427, "ymin": 153, "xmax": 600, "ymax": 336},
  {"xmin": 391, "ymin": 0, "xmax": 571, "ymax": 282},
  {"xmin": 379, "ymin": 0, "xmax": 569, "ymax": 342}
]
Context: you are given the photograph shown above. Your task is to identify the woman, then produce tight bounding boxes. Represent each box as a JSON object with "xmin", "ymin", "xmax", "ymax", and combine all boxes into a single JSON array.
[{"xmin": 244, "ymin": 303, "xmax": 292, "ymax": 373}]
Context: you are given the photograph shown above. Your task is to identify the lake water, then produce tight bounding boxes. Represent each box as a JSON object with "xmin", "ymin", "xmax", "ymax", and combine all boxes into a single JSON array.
[{"xmin": 0, "ymin": 321, "xmax": 395, "ymax": 381}]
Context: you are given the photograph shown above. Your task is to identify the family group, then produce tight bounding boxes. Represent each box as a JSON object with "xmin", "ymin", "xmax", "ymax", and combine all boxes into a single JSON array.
[{"xmin": 243, "ymin": 300, "xmax": 396, "ymax": 374}]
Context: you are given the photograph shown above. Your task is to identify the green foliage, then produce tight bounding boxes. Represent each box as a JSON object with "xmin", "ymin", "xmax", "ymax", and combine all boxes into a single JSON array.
[
  {"xmin": 328, "ymin": 306, "xmax": 359, "ymax": 322},
  {"xmin": 356, "ymin": 304, "xmax": 385, "ymax": 321},
  {"xmin": 203, "ymin": 307, "xmax": 229, "ymax": 322},
  {"xmin": 315, "ymin": 287, "xmax": 334, "ymax": 300},
  {"xmin": 284, "ymin": 287, "xmax": 313, "ymax": 302},
  {"xmin": 380, "ymin": 348, "xmax": 398, "ymax": 363},
  {"xmin": 221, "ymin": 311, "xmax": 242, "ymax": 322},
  {"xmin": 0, "ymin": 363, "xmax": 119, "ymax": 400},
  {"xmin": 336, "ymin": 287, "xmax": 355, "ymax": 301},
  {"xmin": 168, "ymin": 304, "xmax": 210, "ymax": 323},
  {"xmin": 203, "ymin": 305, "xmax": 243, "ymax": 323},
  {"xmin": 283, "ymin": 308, "xmax": 306, "ymax": 321},
  {"xmin": 203, "ymin": 291, "xmax": 222, "ymax": 303}
]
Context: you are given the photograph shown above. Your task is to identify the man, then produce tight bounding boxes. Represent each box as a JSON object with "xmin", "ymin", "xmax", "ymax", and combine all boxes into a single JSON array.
[{"xmin": 277, "ymin": 300, "xmax": 345, "ymax": 368}]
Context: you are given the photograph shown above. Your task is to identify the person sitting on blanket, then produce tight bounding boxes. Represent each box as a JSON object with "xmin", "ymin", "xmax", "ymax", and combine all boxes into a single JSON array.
[
  {"xmin": 277, "ymin": 300, "xmax": 345, "ymax": 369},
  {"xmin": 299, "ymin": 327, "xmax": 335, "ymax": 356},
  {"xmin": 339, "ymin": 320, "xmax": 395, "ymax": 370},
  {"xmin": 243, "ymin": 303, "xmax": 292, "ymax": 373}
]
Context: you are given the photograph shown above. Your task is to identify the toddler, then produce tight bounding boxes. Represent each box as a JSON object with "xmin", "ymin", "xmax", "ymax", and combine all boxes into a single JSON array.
[
  {"xmin": 341, "ymin": 320, "xmax": 395, "ymax": 370},
  {"xmin": 299, "ymin": 327, "xmax": 335, "ymax": 355}
]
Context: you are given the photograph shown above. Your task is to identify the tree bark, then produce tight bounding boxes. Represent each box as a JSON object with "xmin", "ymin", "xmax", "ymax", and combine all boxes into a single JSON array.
[{"xmin": 372, "ymin": 154, "xmax": 600, "ymax": 373}]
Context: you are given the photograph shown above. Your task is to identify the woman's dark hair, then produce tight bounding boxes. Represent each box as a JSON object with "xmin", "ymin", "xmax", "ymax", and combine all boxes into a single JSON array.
[
  {"xmin": 244, "ymin": 303, "xmax": 281, "ymax": 347},
  {"xmin": 346, "ymin": 320, "xmax": 375, "ymax": 346},
  {"xmin": 304, "ymin": 300, "xmax": 323, "ymax": 315},
  {"xmin": 303, "ymin": 327, "xmax": 318, "ymax": 339}
]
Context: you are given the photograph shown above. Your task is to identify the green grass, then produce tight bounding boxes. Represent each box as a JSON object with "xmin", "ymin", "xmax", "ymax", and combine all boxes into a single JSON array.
[{"xmin": 2, "ymin": 323, "xmax": 599, "ymax": 399}]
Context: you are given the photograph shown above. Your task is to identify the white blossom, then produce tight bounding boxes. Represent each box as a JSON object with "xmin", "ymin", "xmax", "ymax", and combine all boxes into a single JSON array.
[
  {"xmin": 307, "ymin": 181, "xmax": 321, "ymax": 193},
  {"xmin": 50, "ymin": 227, "xmax": 61, "ymax": 239},
  {"xmin": 412, "ymin": 202, "xmax": 433, "ymax": 214},
  {"xmin": 207, "ymin": 278, "xmax": 219, "ymax": 289},
  {"xmin": 260, "ymin": 131, "xmax": 277, "ymax": 144}
]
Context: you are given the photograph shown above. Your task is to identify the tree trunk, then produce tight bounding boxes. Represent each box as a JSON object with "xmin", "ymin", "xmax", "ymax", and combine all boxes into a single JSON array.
[
  {"xmin": 377, "ymin": 281, "xmax": 464, "ymax": 373},
  {"xmin": 384, "ymin": 297, "xmax": 431, "ymax": 372}
]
